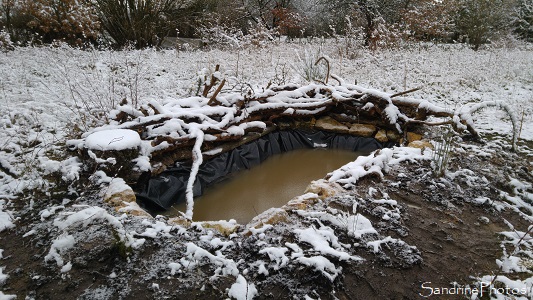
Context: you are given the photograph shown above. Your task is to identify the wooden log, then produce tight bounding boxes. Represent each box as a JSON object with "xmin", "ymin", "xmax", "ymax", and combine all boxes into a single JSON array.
[{"xmin": 93, "ymin": 77, "xmax": 494, "ymax": 181}]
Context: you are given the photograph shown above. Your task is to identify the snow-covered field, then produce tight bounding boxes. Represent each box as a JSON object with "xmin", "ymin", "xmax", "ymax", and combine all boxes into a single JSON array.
[
  {"xmin": 0, "ymin": 41, "xmax": 532, "ymax": 299},
  {"xmin": 1, "ymin": 41, "xmax": 531, "ymax": 200}
]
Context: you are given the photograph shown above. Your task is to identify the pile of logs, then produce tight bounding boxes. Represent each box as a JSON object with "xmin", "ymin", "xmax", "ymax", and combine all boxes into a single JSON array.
[{"xmin": 88, "ymin": 68, "xmax": 515, "ymax": 182}]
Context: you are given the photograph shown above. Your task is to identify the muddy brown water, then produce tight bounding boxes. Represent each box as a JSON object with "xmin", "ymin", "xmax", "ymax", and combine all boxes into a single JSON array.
[{"xmin": 166, "ymin": 149, "xmax": 364, "ymax": 224}]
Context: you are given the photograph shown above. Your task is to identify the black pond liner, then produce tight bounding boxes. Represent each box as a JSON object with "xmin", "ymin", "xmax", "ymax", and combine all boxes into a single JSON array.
[{"xmin": 136, "ymin": 129, "xmax": 396, "ymax": 211}]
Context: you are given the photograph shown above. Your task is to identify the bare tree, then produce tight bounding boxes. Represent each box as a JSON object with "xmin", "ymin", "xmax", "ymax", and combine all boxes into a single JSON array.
[{"xmin": 0, "ymin": 0, "xmax": 15, "ymax": 32}]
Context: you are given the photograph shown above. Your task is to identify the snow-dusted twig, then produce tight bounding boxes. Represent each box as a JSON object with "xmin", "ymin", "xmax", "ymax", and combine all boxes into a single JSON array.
[
  {"xmin": 484, "ymin": 224, "xmax": 533, "ymax": 297},
  {"xmin": 314, "ymin": 56, "xmax": 330, "ymax": 84},
  {"xmin": 185, "ymin": 127, "xmax": 205, "ymax": 220},
  {"xmin": 459, "ymin": 101, "xmax": 519, "ymax": 151}
]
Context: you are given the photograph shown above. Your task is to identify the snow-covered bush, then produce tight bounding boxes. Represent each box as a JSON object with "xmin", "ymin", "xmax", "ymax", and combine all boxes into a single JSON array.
[
  {"xmin": 401, "ymin": 0, "xmax": 456, "ymax": 42},
  {"xmin": 92, "ymin": 0, "xmax": 182, "ymax": 48},
  {"xmin": 367, "ymin": 19, "xmax": 405, "ymax": 50},
  {"xmin": 198, "ymin": 24, "xmax": 244, "ymax": 50},
  {"xmin": 52, "ymin": 47, "xmax": 147, "ymax": 132},
  {"xmin": 455, "ymin": 0, "xmax": 511, "ymax": 50},
  {"xmin": 330, "ymin": 17, "xmax": 366, "ymax": 60},
  {"xmin": 513, "ymin": 0, "xmax": 533, "ymax": 42},
  {"xmin": 242, "ymin": 22, "xmax": 276, "ymax": 48},
  {"xmin": 0, "ymin": 30, "xmax": 14, "ymax": 52}
]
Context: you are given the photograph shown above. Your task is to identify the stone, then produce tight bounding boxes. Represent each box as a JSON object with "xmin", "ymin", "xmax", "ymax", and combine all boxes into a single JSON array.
[
  {"xmin": 386, "ymin": 130, "xmax": 401, "ymax": 142},
  {"xmin": 168, "ymin": 217, "xmax": 192, "ymax": 227},
  {"xmin": 314, "ymin": 116, "xmax": 349, "ymax": 133},
  {"xmin": 245, "ymin": 208, "xmax": 289, "ymax": 235},
  {"xmin": 375, "ymin": 129, "xmax": 388, "ymax": 142},
  {"xmin": 103, "ymin": 179, "xmax": 137, "ymax": 207},
  {"xmin": 284, "ymin": 193, "xmax": 321, "ymax": 211},
  {"xmin": 103, "ymin": 178, "xmax": 151, "ymax": 218},
  {"xmin": 408, "ymin": 140, "xmax": 433, "ymax": 150},
  {"xmin": 293, "ymin": 117, "xmax": 316, "ymax": 128},
  {"xmin": 117, "ymin": 202, "xmax": 152, "ymax": 218},
  {"xmin": 200, "ymin": 221, "xmax": 240, "ymax": 236},
  {"xmin": 407, "ymin": 132, "xmax": 423, "ymax": 143},
  {"xmin": 304, "ymin": 179, "xmax": 345, "ymax": 200},
  {"xmin": 284, "ymin": 180, "xmax": 345, "ymax": 211},
  {"xmin": 85, "ymin": 129, "xmax": 141, "ymax": 151},
  {"xmin": 348, "ymin": 124, "xmax": 376, "ymax": 137},
  {"xmin": 83, "ymin": 129, "xmax": 142, "ymax": 182}
]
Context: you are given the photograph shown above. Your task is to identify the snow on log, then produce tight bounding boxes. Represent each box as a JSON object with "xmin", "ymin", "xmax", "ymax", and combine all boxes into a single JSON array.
[
  {"xmin": 82, "ymin": 79, "xmax": 485, "ymax": 175},
  {"xmin": 85, "ymin": 129, "xmax": 141, "ymax": 151},
  {"xmin": 74, "ymin": 75, "xmax": 515, "ymax": 218}
]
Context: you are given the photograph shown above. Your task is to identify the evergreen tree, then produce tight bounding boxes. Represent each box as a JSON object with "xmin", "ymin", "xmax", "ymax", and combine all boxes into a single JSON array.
[{"xmin": 513, "ymin": 0, "xmax": 533, "ymax": 41}]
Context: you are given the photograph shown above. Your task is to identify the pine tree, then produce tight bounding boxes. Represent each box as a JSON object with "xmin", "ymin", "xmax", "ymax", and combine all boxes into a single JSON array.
[
  {"xmin": 455, "ymin": 0, "xmax": 509, "ymax": 50},
  {"xmin": 513, "ymin": 0, "xmax": 533, "ymax": 42}
]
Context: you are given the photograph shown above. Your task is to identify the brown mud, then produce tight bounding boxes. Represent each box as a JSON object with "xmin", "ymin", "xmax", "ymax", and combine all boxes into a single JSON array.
[{"xmin": 1, "ymin": 139, "xmax": 532, "ymax": 300}]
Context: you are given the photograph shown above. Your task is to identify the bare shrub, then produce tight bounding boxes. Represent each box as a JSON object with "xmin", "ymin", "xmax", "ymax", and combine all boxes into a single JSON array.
[
  {"xmin": 92, "ymin": 0, "xmax": 183, "ymax": 48},
  {"xmin": 18, "ymin": 0, "xmax": 100, "ymax": 46},
  {"xmin": 0, "ymin": 30, "xmax": 14, "ymax": 52}
]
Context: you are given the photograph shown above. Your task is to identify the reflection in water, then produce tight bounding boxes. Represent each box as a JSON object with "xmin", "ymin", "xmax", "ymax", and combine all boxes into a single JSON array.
[{"xmin": 167, "ymin": 149, "xmax": 362, "ymax": 224}]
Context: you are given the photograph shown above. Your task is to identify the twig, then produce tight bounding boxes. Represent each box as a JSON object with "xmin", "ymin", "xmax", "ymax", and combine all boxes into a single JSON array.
[
  {"xmin": 207, "ymin": 79, "xmax": 226, "ymax": 106},
  {"xmin": 315, "ymin": 56, "xmax": 330, "ymax": 84},
  {"xmin": 487, "ymin": 225, "xmax": 533, "ymax": 293},
  {"xmin": 405, "ymin": 120, "xmax": 454, "ymax": 126},
  {"xmin": 202, "ymin": 64, "xmax": 220, "ymax": 97},
  {"xmin": 147, "ymin": 103, "xmax": 161, "ymax": 115},
  {"xmin": 518, "ymin": 108, "xmax": 525, "ymax": 139},
  {"xmin": 391, "ymin": 87, "xmax": 421, "ymax": 98},
  {"xmin": 330, "ymin": 74, "xmax": 343, "ymax": 86}
]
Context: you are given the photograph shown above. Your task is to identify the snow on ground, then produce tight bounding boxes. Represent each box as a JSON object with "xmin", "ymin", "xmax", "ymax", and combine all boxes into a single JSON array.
[{"xmin": 0, "ymin": 41, "xmax": 532, "ymax": 299}]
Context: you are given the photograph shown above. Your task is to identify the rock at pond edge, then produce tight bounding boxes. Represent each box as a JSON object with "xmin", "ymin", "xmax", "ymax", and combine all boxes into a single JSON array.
[
  {"xmin": 349, "ymin": 124, "xmax": 377, "ymax": 137},
  {"xmin": 103, "ymin": 179, "xmax": 151, "ymax": 218},
  {"xmin": 314, "ymin": 116, "xmax": 349, "ymax": 133},
  {"xmin": 375, "ymin": 129, "xmax": 388, "ymax": 143}
]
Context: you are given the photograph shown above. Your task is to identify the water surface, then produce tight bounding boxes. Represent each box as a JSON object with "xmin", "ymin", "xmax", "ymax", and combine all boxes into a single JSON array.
[{"xmin": 167, "ymin": 149, "xmax": 362, "ymax": 223}]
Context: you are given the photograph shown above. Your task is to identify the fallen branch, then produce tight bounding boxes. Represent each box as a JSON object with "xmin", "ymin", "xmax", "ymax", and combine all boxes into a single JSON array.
[
  {"xmin": 208, "ymin": 78, "xmax": 226, "ymax": 106},
  {"xmin": 202, "ymin": 64, "xmax": 221, "ymax": 97},
  {"xmin": 81, "ymin": 75, "xmax": 517, "ymax": 181},
  {"xmin": 391, "ymin": 87, "xmax": 421, "ymax": 98},
  {"xmin": 315, "ymin": 56, "xmax": 330, "ymax": 84},
  {"xmin": 461, "ymin": 101, "xmax": 518, "ymax": 151},
  {"xmin": 185, "ymin": 128, "xmax": 204, "ymax": 220}
]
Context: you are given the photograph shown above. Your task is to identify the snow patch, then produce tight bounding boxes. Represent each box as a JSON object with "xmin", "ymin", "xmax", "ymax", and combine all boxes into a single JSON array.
[
  {"xmin": 296, "ymin": 256, "xmax": 341, "ymax": 282},
  {"xmin": 294, "ymin": 227, "xmax": 362, "ymax": 261},
  {"xmin": 85, "ymin": 129, "xmax": 141, "ymax": 151},
  {"xmin": 44, "ymin": 234, "xmax": 75, "ymax": 267},
  {"xmin": 228, "ymin": 275, "xmax": 258, "ymax": 300},
  {"xmin": 0, "ymin": 200, "xmax": 15, "ymax": 232},
  {"xmin": 258, "ymin": 247, "xmax": 289, "ymax": 270}
]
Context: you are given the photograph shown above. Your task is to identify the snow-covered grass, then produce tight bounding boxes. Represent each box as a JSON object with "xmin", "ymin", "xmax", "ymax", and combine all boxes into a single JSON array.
[{"xmin": 0, "ymin": 41, "xmax": 532, "ymax": 299}]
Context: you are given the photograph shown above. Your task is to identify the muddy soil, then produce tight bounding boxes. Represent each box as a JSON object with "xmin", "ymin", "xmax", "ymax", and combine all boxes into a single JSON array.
[{"xmin": 1, "ymin": 139, "xmax": 532, "ymax": 300}]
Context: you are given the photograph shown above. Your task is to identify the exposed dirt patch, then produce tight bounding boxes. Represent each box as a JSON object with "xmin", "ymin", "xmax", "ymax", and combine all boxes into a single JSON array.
[{"xmin": 1, "ymin": 139, "xmax": 532, "ymax": 299}]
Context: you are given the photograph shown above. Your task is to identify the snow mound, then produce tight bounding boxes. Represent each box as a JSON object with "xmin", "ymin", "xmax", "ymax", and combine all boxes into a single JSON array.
[
  {"xmin": 85, "ymin": 129, "xmax": 141, "ymax": 151},
  {"xmin": 328, "ymin": 147, "xmax": 431, "ymax": 188},
  {"xmin": 228, "ymin": 275, "xmax": 258, "ymax": 300}
]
